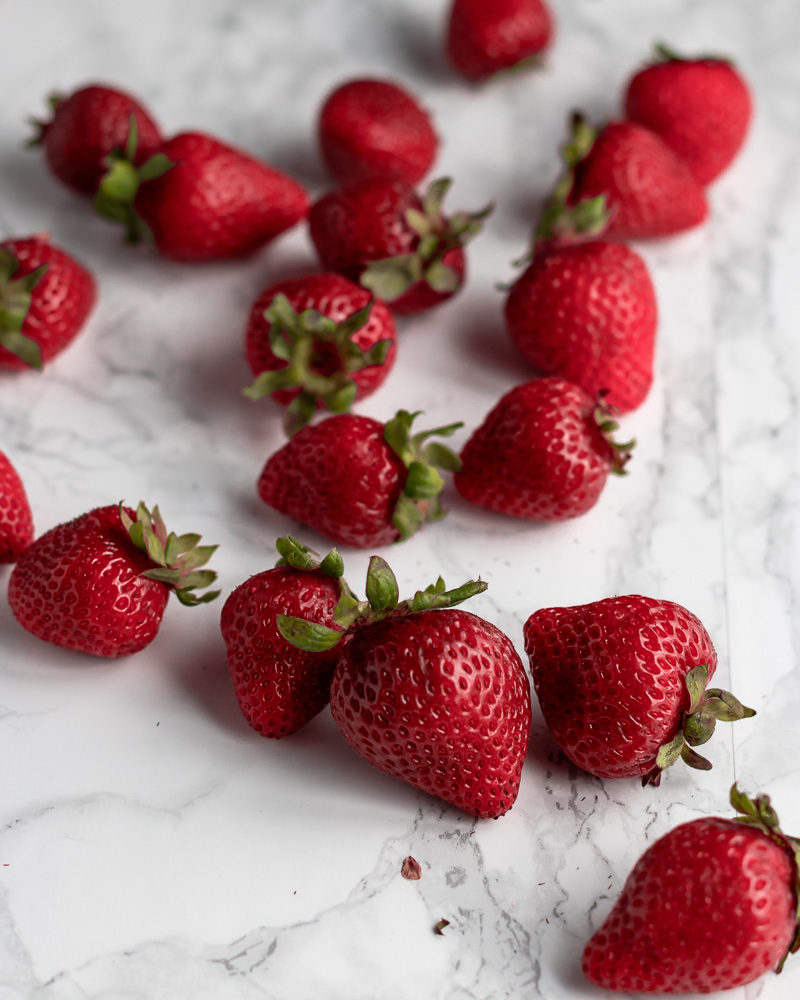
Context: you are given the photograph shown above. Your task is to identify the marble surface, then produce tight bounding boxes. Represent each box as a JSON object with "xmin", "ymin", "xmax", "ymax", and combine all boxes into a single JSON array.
[{"xmin": 1, "ymin": 0, "xmax": 799, "ymax": 997}]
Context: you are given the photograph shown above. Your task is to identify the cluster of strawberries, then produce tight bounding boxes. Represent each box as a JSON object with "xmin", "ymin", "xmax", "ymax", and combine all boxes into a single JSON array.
[{"xmin": 1, "ymin": 0, "xmax": 797, "ymax": 994}]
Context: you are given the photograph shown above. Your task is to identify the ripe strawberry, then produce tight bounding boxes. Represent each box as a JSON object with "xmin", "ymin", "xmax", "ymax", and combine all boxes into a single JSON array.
[
  {"xmin": 8, "ymin": 502, "xmax": 218, "ymax": 658},
  {"xmin": 625, "ymin": 44, "xmax": 753, "ymax": 186},
  {"xmin": 0, "ymin": 235, "xmax": 96, "ymax": 370},
  {"xmin": 278, "ymin": 556, "xmax": 531, "ymax": 818},
  {"xmin": 524, "ymin": 595, "xmax": 755, "ymax": 784},
  {"xmin": 446, "ymin": 0, "xmax": 554, "ymax": 82},
  {"xmin": 29, "ymin": 83, "xmax": 162, "ymax": 195},
  {"xmin": 583, "ymin": 785, "xmax": 800, "ymax": 991},
  {"xmin": 454, "ymin": 377, "xmax": 633, "ymax": 521},
  {"xmin": 318, "ymin": 78, "xmax": 438, "ymax": 186},
  {"xmin": 258, "ymin": 409, "xmax": 463, "ymax": 548},
  {"xmin": 308, "ymin": 177, "xmax": 491, "ymax": 314},
  {"xmin": 0, "ymin": 451, "xmax": 34, "ymax": 563},
  {"xmin": 242, "ymin": 273, "xmax": 397, "ymax": 434}
]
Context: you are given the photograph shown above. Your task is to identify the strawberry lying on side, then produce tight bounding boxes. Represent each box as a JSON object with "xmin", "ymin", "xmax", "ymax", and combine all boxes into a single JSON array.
[
  {"xmin": 0, "ymin": 235, "xmax": 96, "ymax": 370},
  {"xmin": 279, "ymin": 556, "xmax": 531, "ymax": 818},
  {"xmin": 0, "ymin": 451, "xmax": 34, "ymax": 563},
  {"xmin": 8, "ymin": 502, "xmax": 218, "ymax": 657},
  {"xmin": 243, "ymin": 272, "xmax": 397, "ymax": 434},
  {"xmin": 446, "ymin": 0, "xmax": 554, "ymax": 82},
  {"xmin": 583, "ymin": 785, "xmax": 800, "ymax": 992},
  {"xmin": 524, "ymin": 595, "xmax": 755, "ymax": 784}
]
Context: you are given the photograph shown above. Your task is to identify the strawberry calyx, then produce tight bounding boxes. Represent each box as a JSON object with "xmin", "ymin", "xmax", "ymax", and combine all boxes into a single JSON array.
[
  {"xmin": 242, "ymin": 293, "xmax": 393, "ymax": 435},
  {"xmin": 361, "ymin": 177, "xmax": 493, "ymax": 302},
  {"xmin": 652, "ymin": 42, "xmax": 732, "ymax": 66},
  {"xmin": 119, "ymin": 500, "xmax": 220, "ymax": 606},
  {"xmin": 26, "ymin": 91, "xmax": 63, "ymax": 148},
  {"xmin": 643, "ymin": 665, "xmax": 756, "ymax": 786},
  {"xmin": 593, "ymin": 392, "xmax": 635, "ymax": 475},
  {"xmin": 0, "ymin": 248, "xmax": 48, "ymax": 369},
  {"xmin": 274, "ymin": 533, "xmax": 358, "ymax": 607}
]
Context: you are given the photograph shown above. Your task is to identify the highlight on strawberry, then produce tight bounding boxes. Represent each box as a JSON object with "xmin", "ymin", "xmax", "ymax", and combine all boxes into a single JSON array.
[{"xmin": 0, "ymin": 450, "xmax": 34, "ymax": 564}]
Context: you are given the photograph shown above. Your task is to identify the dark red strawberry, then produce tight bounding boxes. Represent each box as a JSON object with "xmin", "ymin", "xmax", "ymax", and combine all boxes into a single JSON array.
[
  {"xmin": 446, "ymin": 0, "xmax": 554, "ymax": 81},
  {"xmin": 242, "ymin": 273, "xmax": 397, "ymax": 434},
  {"xmin": 625, "ymin": 44, "xmax": 753, "ymax": 186},
  {"xmin": 308, "ymin": 177, "xmax": 491, "ymax": 314},
  {"xmin": 0, "ymin": 451, "xmax": 34, "ymax": 563},
  {"xmin": 8, "ymin": 502, "xmax": 218, "ymax": 658},
  {"xmin": 583, "ymin": 785, "xmax": 799, "ymax": 991},
  {"xmin": 318, "ymin": 78, "xmax": 438, "ymax": 185},
  {"xmin": 454, "ymin": 378, "xmax": 633, "ymax": 520},
  {"xmin": 29, "ymin": 83, "xmax": 162, "ymax": 195},
  {"xmin": 524, "ymin": 595, "xmax": 755, "ymax": 784},
  {"xmin": 0, "ymin": 235, "xmax": 96, "ymax": 370},
  {"xmin": 258, "ymin": 409, "xmax": 463, "ymax": 548}
]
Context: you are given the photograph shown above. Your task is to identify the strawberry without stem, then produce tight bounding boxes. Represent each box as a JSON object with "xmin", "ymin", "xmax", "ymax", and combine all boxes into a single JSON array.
[
  {"xmin": 446, "ymin": 0, "xmax": 554, "ymax": 82},
  {"xmin": 0, "ymin": 451, "xmax": 34, "ymax": 564}
]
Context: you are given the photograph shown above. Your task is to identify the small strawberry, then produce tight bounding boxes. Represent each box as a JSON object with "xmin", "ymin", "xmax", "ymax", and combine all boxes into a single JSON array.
[
  {"xmin": 625, "ymin": 44, "xmax": 753, "ymax": 186},
  {"xmin": 258, "ymin": 409, "xmax": 463, "ymax": 548},
  {"xmin": 0, "ymin": 235, "xmax": 96, "ymax": 370},
  {"xmin": 318, "ymin": 78, "xmax": 438, "ymax": 186},
  {"xmin": 0, "ymin": 451, "xmax": 34, "ymax": 563},
  {"xmin": 583, "ymin": 785, "xmax": 800, "ymax": 992},
  {"xmin": 242, "ymin": 273, "xmax": 397, "ymax": 434},
  {"xmin": 309, "ymin": 177, "xmax": 491, "ymax": 314},
  {"xmin": 454, "ymin": 378, "xmax": 633, "ymax": 521},
  {"xmin": 446, "ymin": 0, "xmax": 554, "ymax": 82},
  {"xmin": 524, "ymin": 595, "xmax": 755, "ymax": 785},
  {"xmin": 278, "ymin": 556, "xmax": 531, "ymax": 818},
  {"xmin": 8, "ymin": 502, "xmax": 218, "ymax": 658}
]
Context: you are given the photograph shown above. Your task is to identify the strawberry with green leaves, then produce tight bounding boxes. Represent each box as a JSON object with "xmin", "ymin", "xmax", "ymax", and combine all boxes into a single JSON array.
[{"xmin": 0, "ymin": 450, "xmax": 34, "ymax": 564}]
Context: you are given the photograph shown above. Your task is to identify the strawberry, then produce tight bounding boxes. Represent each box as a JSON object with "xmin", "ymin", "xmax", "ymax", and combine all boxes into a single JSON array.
[
  {"xmin": 29, "ymin": 83, "xmax": 162, "ymax": 195},
  {"xmin": 278, "ymin": 556, "xmax": 531, "ymax": 818},
  {"xmin": 524, "ymin": 595, "xmax": 755, "ymax": 785},
  {"xmin": 454, "ymin": 377, "xmax": 633, "ymax": 521},
  {"xmin": 242, "ymin": 273, "xmax": 397, "ymax": 434},
  {"xmin": 0, "ymin": 451, "xmax": 34, "ymax": 564},
  {"xmin": 220, "ymin": 536, "xmax": 352, "ymax": 737},
  {"xmin": 0, "ymin": 235, "xmax": 96, "ymax": 370},
  {"xmin": 504, "ymin": 240, "xmax": 658, "ymax": 413},
  {"xmin": 583, "ymin": 785, "xmax": 800, "ymax": 991},
  {"xmin": 308, "ymin": 177, "xmax": 491, "ymax": 315},
  {"xmin": 8, "ymin": 502, "xmax": 218, "ymax": 658},
  {"xmin": 258, "ymin": 409, "xmax": 463, "ymax": 548},
  {"xmin": 318, "ymin": 78, "xmax": 438, "ymax": 186},
  {"xmin": 625, "ymin": 44, "xmax": 753, "ymax": 186},
  {"xmin": 446, "ymin": 0, "xmax": 554, "ymax": 82}
]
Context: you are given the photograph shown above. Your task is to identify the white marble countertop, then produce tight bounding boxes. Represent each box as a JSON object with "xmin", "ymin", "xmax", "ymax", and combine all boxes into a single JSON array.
[{"xmin": 2, "ymin": 0, "xmax": 799, "ymax": 997}]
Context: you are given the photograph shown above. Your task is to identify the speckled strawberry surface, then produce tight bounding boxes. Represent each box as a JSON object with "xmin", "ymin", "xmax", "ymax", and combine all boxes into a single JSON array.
[
  {"xmin": 446, "ymin": 0, "xmax": 554, "ymax": 81},
  {"xmin": 0, "ymin": 451, "xmax": 34, "ymax": 563}
]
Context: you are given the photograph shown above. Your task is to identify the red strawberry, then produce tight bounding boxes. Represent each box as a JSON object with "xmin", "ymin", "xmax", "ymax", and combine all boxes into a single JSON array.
[
  {"xmin": 504, "ymin": 241, "xmax": 658, "ymax": 413},
  {"xmin": 625, "ymin": 44, "xmax": 753, "ymax": 186},
  {"xmin": 29, "ymin": 83, "xmax": 161, "ymax": 195},
  {"xmin": 583, "ymin": 785, "xmax": 800, "ymax": 991},
  {"xmin": 220, "ymin": 536, "xmax": 351, "ymax": 737},
  {"xmin": 446, "ymin": 0, "xmax": 554, "ymax": 82},
  {"xmin": 308, "ymin": 177, "xmax": 491, "ymax": 314},
  {"xmin": 454, "ymin": 377, "xmax": 633, "ymax": 521},
  {"xmin": 0, "ymin": 451, "xmax": 34, "ymax": 563},
  {"xmin": 8, "ymin": 502, "xmax": 218, "ymax": 658},
  {"xmin": 242, "ymin": 272, "xmax": 397, "ymax": 434},
  {"xmin": 318, "ymin": 78, "xmax": 438, "ymax": 186},
  {"xmin": 524, "ymin": 595, "xmax": 755, "ymax": 784},
  {"xmin": 0, "ymin": 235, "xmax": 96, "ymax": 370},
  {"xmin": 258, "ymin": 409, "xmax": 463, "ymax": 548},
  {"xmin": 278, "ymin": 557, "xmax": 531, "ymax": 818}
]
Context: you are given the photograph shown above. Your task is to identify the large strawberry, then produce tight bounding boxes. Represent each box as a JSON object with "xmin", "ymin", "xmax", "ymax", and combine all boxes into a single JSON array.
[
  {"xmin": 583, "ymin": 785, "xmax": 800, "ymax": 991},
  {"xmin": 625, "ymin": 44, "xmax": 753, "ymax": 186},
  {"xmin": 0, "ymin": 451, "xmax": 34, "ymax": 563},
  {"xmin": 278, "ymin": 556, "xmax": 531, "ymax": 818},
  {"xmin": 242, "ymin": 273, "xmax": 397, "ymax": 434},
  {"xmin": 446, "ymin": 0, "xmax": 554, "ymax": 82},
  {"xmin": 8, "ymin": 502, "xmax": 218, "ymax": 658},
  {"xmin": 0, "ymin": 235, "xmax": 96, "ymax": 370},
  {"xmin": 258, "ymin": 409, "xmax": 463, "ymax": 547},
  {"xmin": 524, "ymin": 595, "xmax": 755, "ymax": 785}
]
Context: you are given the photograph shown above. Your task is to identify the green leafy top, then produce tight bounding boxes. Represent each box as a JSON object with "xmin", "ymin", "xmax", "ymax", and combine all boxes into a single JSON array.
[
  {"xmin": 593, "ymin": 392, "xmax": 636, "ymax": 476},
  {"xmin": 26, "ymin": 91, "xmax": 63, "ymax": 147},
  {"xmin": 652, "ymin": 42, "xmax": 732, "ymax": 65},
  {"xmin": 0, "ymin": 248, "xmax": 48, "ymax": 369}
]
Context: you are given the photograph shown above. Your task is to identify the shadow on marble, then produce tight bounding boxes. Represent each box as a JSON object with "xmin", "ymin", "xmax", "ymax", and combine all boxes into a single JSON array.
[
  {"xmin": 452, "ymin": 303, "xmax": 533, "ymax": 387},
  {"xmin": 384, "ymin": 5, "xmax": 453, "ymax": 86}
]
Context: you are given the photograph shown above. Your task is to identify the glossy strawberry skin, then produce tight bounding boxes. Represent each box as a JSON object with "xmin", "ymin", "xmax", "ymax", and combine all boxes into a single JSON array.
[
  {"xmin": 8, "ymin": 505, "xmax": 169, "ymax": 658},
  {"xmin": 524, "ymin": 596, "xmax": 717, "ymax": 779},
  {"xmin": 220, "ymin": 567, "xmax": 343, "ymax": 737},
  {"xmin": 330, "ymin": 609, "xmax": 531, "ymax": 818},
  {"xmin": 0, "ymin": 451, "xmax": 34, "ymax": 563},
  {"xmin": 446, "ymin": 0, "xmax": 554, "ymax": 81},
  {"xmin": 505, "ymin": 241, "xmax": 657, "ymax": 413},
  {"xmin": 583, "ymin": 816, "xmax": 797, "ymax": 992},
  {"xmin": 0, "ymin": 236, "xmax": 96, "ymax": 371},
  {"xmin": 319, "ymin": 78, "xmax": 438, "ymax": 186},
  {"xmin": 135, "ymin": 132, "xmax": 309, "ymax": 261}
]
